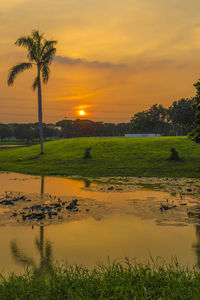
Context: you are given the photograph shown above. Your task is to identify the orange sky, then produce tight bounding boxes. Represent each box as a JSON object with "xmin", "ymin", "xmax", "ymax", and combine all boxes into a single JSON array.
[{"xmin": 1, "ymin": 0, "xmax": 200, "ymax": 123}]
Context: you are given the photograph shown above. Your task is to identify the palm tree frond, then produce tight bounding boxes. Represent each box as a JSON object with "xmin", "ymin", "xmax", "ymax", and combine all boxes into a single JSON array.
[
  {"xmin": 32, "ymin": 76, "xmax": 39, "ymax": 90},
  {"xmin": 15, "ymin": 36, "xmax": 32, "ymax": 48},
  {"xmin": 41, "ymin": 65, "xmax": 50, "ymax": 84},
  {"xmin": 32, "ymin": 30, "xmax": 44, "ymax": 59},
  {"xmin": 32, "ymin": 30, "xmax": 44, "ymax": 42},
  {"xmin": 41, "ymin": 39, "xmax": 57, "ymax": 57},
  {"xmin": 41, "ymin": 47, "xmax": 57, "ymax": 65},
  {"xmin": 7, "ymin": 62, "xmax": 32, "ymax": 86},
  {"xmin": 15, "ymin": 37, "xmax": 38, "ymax": 61}
]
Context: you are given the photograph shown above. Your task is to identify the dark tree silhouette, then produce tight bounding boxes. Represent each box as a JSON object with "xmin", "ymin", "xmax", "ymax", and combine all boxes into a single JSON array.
[{"xmin": 168, "ymin": 98, "xmax": 195, "ymax": 136}]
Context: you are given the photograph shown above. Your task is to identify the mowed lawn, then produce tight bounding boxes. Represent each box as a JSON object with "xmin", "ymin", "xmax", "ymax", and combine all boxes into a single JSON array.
[{"xmin": 0, "ymin": 137, "xmax": 199, "ymax": 177}]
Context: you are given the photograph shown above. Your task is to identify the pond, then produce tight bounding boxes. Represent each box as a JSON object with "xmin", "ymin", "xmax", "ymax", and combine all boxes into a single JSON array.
[{"xmin": 0, "ymin": 172, "xmax": 200, "ymax": 275}]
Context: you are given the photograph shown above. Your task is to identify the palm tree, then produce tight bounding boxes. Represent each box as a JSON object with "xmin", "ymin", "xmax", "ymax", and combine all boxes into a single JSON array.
[{"xmin": 7, "ymin": 30, "xmax": 57, "ymax": 154}]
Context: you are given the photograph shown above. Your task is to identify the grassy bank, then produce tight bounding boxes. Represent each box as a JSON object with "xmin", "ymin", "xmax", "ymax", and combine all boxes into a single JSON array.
[
  {"xmin": 1, "ymin": 262, "xmax": 200, "ymax": 299},
  {"xmin": 0, "ymin": 140, "xmax": 39, "ymax": 146},
  {"xmin": 0, "ymin": 140, "xmax": 25, "ymax": 145},
  {"xmin": 0, "ymin": 137, "xmax": 199, "ymax": 177}
]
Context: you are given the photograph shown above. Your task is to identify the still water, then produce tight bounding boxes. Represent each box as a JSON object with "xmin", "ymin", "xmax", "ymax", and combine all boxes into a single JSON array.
[{"xmin": 0, "ymin": 172, "xmax": 199, "ymax": 275}]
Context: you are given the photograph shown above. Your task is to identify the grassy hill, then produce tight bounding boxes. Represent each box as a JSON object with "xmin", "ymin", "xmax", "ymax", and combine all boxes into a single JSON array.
[{"xmin": 0, "ymin": 136, "xmax": 199, "ymax": 178}]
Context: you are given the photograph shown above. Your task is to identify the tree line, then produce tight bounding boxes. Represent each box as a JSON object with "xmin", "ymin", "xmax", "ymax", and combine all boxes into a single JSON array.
[
  {"xmin": 0, "ymin": 97, "xmax": 196, "ymax": 141},
  {"xmin": 130, "ymin": 98, "xmax": 195, "ymax": 136},
  {"xmin": 0, "ymin": 123, "xmax": 59, "ymax": 142},
  {"xmin": 0, "ymin": 120, "xmax": 130, "ymax": 141}
]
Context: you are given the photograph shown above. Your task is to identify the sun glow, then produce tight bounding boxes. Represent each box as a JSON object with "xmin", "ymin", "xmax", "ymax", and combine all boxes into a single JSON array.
[{"xmin": 78, "ymin": 110, "xmax": 86, "ymax": 116}]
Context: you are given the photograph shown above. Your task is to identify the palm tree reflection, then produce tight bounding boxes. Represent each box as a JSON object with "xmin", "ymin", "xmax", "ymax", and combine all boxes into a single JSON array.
[
  {"xmin": 11, "ymin": 226, "xmax": 53, "ymax": 274},
  {"xmin": 193, "ymin": 225, "xmax": 200, "ymax": 267},
  {"xmin": 41, "ymin": 176, "xmax": 44, "ymax": 194},
  {"xmin": 11, "ymin": 176, "xmax": 53, "ymax": 274}
]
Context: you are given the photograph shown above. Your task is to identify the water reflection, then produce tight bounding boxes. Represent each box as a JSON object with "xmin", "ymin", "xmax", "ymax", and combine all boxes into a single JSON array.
[
  {"xmin": 193, "ymin": 225, "xmax": 200, "ymax": 267},
  {"xmin": 41, "ymin": 176, "xmax": 44, "ymax": 194},
  {"xmin": 0, "ymin": 171, "xmax": 199, "ymax": 273},
  {"xmin": 10, "ymin": 178, "xmax": 53, "ymax": 274},
  {"xmin": 11, "ymin": 226, "xmax": 53, "ymax": 274},
  {"xmin": 84, "ymin": 179, "xmax": 90, "ymax": 188}
]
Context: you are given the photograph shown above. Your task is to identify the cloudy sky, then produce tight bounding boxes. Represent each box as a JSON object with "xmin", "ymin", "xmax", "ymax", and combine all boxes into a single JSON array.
[{"xmin": 1, "ymin": 0, "xmax": 200, "ymax": 123}]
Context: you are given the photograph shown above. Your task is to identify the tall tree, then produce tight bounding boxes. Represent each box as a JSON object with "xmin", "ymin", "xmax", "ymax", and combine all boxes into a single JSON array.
[
  {"xmin": 7, "ymin": 30, "xmax": 57, "ymax": 153},
  {"xmin": 168, "ymin": 98, "xmax": 195, "ymax": 136},
  {"xmin": 189, "ymin": 81, "xmax": 200, "ymax": 142}
]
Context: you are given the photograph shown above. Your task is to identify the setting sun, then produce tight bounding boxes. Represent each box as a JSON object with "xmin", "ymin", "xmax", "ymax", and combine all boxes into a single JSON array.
[{"xmin": 78, "ymin": 110, "xmax": 86, "ymax": 116}]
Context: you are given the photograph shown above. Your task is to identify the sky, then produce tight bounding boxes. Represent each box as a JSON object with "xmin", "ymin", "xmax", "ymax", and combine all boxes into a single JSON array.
[{"xmin": 1, "ymin": 0, "xmax": 200, "ymax": 123}]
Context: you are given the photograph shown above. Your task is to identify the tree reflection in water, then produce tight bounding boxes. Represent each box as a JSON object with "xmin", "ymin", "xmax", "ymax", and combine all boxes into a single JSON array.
[
  {"xmin": 11, "ymin": 226, "xmax": 53, "ymax": 275},
  {"xmin": 10, "ymin": 176, "xmax": 54, "ymax": 274},
  {"xmin": 193, "ymin": 225, "xmax": 200, "ymax": 267},
  {"xmin": 84, "ymin": 179, "xmax": 90, "ymax": 188},
  {"xmin": 41, "ymin": 175, "xmax": 44, "ymax": 194}
]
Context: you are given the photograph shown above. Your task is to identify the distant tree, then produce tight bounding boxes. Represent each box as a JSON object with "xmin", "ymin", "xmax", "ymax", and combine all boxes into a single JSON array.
[
  {"xmin": 168, "ymin": 98, "xmax": 195, "ymax": 135},
  {"xmin": 73, "ymin": 119, "xmax": 104, "ymax": 137},
  {"xmin": 93, "ymin": 121, "xmax": 105, "ymax": 136},
  {"xmin": 115, "ymin": 123, "xmax": 130, "ymax": 136},
  {"xmin": 43, "ymin": 125, "xmax": 59, "ymax": 139},
  {"xmin": 7, "ymin": 30, "xmax": 57, "ymax": 154},
  {"xmin": 189, "ymin": 81, "xmax": 200, "ymax": 142},
  {"xmin": 130, "ymin": 111, "xmax": 150, "ymax": 132},
  {"xmin": 14, "ymin": 124, "xmax": 35, "ymax": 141},
  {"xmin": 130, "ymin": 104, "xmax": 169, "ymax": 134},
  {"xmin": 0, "ymin": 124, "xmax": 12, "ymax": 140},
  {"xmin": 56, "ymin": 119, "xmax": 125, "ymax": 137},
  {"xmin": 103, "ymin": 123, "xmax": 116, "ymax": 136},
  {"xmin": 56, "ymin": 119, "xmax": 75, "ymax": 138}
]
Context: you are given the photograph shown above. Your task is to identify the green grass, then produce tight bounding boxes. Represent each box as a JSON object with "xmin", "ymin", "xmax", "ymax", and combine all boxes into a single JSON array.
[
  {"xmin": 0, "ymin": 140, "xmax": 39, "ymax": 146},
  {"xmin": 0, "ymin": 141, "xmax": 26, "ymax": 145},
  {"xmin": 1, "ymin": 261, "xmax": 200, "ymax": 299},
  {"xmin": 0, "ymin": 137, "xmax": 199, "ymax": 177}
]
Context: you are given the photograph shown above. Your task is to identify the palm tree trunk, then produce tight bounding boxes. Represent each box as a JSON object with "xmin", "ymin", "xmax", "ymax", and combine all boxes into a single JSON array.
[{"xmin": 37, "ymin": 67, "xmax": 44, "ymax": 154}]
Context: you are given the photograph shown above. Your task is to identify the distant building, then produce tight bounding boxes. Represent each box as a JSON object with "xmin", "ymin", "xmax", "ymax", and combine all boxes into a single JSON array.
[{"xmin": 124, "ymin": 133, "xmax": 161, "ymax": 137}]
